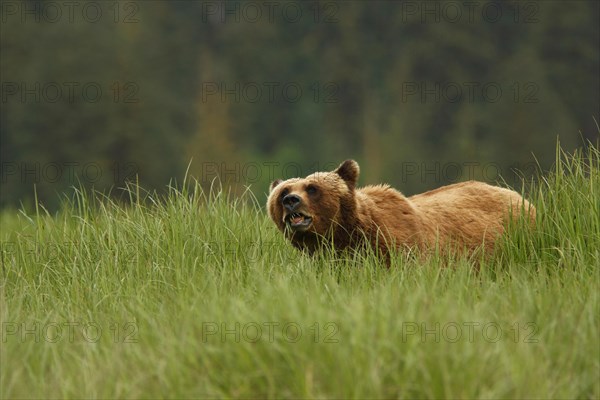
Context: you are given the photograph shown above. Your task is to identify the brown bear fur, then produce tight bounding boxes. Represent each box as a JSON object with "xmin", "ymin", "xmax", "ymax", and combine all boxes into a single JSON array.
[{"xmin": 267, "ymin": 160, "xmax": 535, "ymax": 260}]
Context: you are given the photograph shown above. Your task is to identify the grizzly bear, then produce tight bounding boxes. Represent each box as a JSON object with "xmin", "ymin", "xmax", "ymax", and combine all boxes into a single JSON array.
[{"xmin": 267, "ymin": 160, "xmax": 535, "ymax": 260}]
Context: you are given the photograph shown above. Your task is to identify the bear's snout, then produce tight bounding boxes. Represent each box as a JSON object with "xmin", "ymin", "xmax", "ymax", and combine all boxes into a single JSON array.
[{"xmin": 282, "ymin": 194, "xmax": 302, "ymax": 212}]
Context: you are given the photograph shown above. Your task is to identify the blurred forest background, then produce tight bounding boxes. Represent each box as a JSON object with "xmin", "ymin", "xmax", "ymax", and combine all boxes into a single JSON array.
[{"xmin": 1, "ymin": 0, "xmax": 599, "ymax": 210}]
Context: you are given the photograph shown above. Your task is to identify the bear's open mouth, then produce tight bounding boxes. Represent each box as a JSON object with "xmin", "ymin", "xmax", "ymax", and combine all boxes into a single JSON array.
[{"xmin": 284, "ymin": 212, "xmax": 313, "ymax": 230}]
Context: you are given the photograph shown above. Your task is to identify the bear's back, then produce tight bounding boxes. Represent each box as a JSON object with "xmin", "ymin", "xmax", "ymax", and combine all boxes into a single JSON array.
[
  {"xmin": 408, "ymin": 181, "xmax": 534, "ymax": 251},
  {"xmin": 409, "ymin": 180, "xmax": 531, "ymax": 219},
  {"xmin": 355, "ymin": 184, "xmax": 427, "ymax": 247}
]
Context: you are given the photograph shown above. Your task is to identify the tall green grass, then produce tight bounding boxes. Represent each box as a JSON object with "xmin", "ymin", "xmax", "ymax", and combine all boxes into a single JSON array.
[{"xmin": 1, "ymin": 143, "xmax": 598, "ymax": 398}]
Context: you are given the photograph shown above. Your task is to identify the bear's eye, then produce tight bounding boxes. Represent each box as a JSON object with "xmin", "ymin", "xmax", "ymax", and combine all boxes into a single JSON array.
[
  {"xmin": 280, "ymin": 188, "xmax": 289, "ymax": 200},
  {"xmin": 306, "ymin": 185, "xmax": 318, "ymax": 195}
]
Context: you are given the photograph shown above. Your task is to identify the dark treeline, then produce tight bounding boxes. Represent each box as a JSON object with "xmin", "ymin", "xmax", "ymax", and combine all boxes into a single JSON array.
[{"xmin": 1, "ymin": 0, "xmax": 599, "ymax": 210}]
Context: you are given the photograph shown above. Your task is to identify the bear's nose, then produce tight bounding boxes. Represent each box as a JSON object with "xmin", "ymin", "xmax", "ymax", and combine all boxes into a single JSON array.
[{"xmin": 282, "ymin": 194, "xmax": 301, "ymax": 211}]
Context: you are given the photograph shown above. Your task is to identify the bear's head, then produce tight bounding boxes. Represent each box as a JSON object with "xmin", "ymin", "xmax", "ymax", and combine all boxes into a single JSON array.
[{"xmin": 267, "ymin": 160, "xmax": 360, "ymax": 252}]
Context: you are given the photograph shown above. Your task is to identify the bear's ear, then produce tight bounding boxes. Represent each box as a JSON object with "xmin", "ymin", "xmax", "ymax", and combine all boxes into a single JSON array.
[
  {"xmin": 270, "ymin": 179, "xmax": 283, "ymax": 193},
  {"xmin": 334, "ymin": 160, "xmax": 359, "ymax": 189}
]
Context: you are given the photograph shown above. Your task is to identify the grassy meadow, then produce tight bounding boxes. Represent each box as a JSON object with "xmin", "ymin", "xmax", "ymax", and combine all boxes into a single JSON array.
[{"xmin": 1, "ymin": 144, "xmax": 599, "ymax": 398}]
